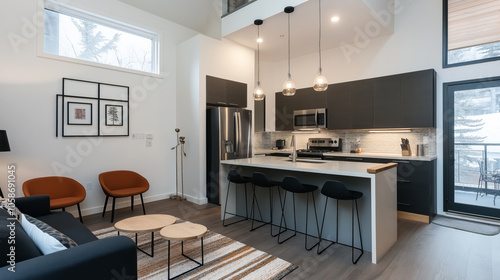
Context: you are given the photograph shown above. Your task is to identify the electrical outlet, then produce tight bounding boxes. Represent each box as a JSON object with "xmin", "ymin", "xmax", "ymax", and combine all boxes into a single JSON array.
[
  {"xmin": 86, "ymin": 182, "xmax": 93, "ymax": 190},
  {"xmin": 146, "ymin": 140, "xmax": 152, "ymax": 147},
  {"xmin": 423, "ymin": 136, "xmax": 429, "ymax": 144}
]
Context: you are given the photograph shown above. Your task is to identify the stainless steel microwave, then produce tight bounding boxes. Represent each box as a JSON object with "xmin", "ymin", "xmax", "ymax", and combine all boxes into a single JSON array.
[{"xmin": 293, "ymin": 108, "xmax": 327, "ymax": 130}]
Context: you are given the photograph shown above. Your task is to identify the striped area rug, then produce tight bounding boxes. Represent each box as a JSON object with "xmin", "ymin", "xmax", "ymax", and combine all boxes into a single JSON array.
[{"xmin": 93, "ymin": 223, "xmax": 297, "ymax": 280}]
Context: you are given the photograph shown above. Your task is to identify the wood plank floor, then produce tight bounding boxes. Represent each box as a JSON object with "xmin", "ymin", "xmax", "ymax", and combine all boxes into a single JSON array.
[{"xmin": 84, "ymin": 199, "xmax": 500, "ymax": 280}]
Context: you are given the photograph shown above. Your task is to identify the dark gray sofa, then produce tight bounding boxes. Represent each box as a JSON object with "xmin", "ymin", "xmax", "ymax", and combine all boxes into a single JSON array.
[{"xmin": 0, "ymin": 195, "xmax": 137, "ymax": 280}]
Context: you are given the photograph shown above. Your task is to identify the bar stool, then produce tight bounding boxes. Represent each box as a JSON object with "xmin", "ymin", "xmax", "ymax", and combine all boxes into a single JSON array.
[
  {"xmin": 223, "ymin": 169, "xmax": 251, "ymax": 227},
  {"xmin": 277, "ymin": 176, "xmax": 320, "ymax": 251},
  {"xmin": 249, "ymin": 172, "xmax": 287, "ymax": 237},
  {"xmin": 317, "ymin": 180, "xmax": 364, "ymax": 264}
]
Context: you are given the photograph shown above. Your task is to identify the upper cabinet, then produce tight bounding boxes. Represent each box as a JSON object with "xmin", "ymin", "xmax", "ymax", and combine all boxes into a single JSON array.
[
  {"xmin": 275, "ymin": 69, "xmax": 436, "ymax": 131},
  {"xmin": 206, "ymin": 75, "xmax": 247, "ymax": 108},
  {"xmin": 327, "ymin": 82, "xmax": 351, "ymax": 130},
  {"xmin": 401, "ymin": 70, "xmax": 436, "ymax": 128},
  {"xmin": 350, "ymin": 79, "xmax": 374, "ymax": 129},
  {"xmin": 374, "ymin": 74, "xmax": 402, "ymax": 128}
]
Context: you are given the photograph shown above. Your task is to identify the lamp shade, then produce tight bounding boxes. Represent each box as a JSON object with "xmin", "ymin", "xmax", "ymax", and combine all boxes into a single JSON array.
[{"xmin": 0, "ymin": 130, "xmax": 10, "ymax": 152}]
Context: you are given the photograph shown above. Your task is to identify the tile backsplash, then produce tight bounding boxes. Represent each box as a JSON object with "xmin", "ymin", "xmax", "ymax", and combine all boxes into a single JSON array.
[{"xmin": 254, "ymin": 129, "xmax": 436, "ymax": 156}]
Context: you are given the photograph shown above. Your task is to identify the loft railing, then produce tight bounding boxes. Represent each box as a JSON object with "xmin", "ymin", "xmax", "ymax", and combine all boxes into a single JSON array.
[
  {"xmin": 222, "ymin": 0, "xmax": 256, "ymax": 17},
  {"xmin": 454, "ymin": 143, "xmax": 500, "ymax": 192}
]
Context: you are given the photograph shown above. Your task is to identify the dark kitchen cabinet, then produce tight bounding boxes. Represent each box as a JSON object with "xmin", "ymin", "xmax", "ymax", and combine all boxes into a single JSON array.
[
  {"xmin": 206, "ymin": 75, "xmax": 247, "ymax": 108},
  {"xmin": 393, "ymin": 159, "xmax": 436, "ymax": 221},
  {"xmin": 374, "ymin": 75, "xmax": 401, "ymax": 128},
  {"xmin": 275, "ymin": 92, "xmax": 294, "ymax": 131},
  {"xmin": 275, "ymin": 88, "xmax": 327, "ymax": 131},
  {"xmin": 350, "ymin": 79, "xmax": 374, "ymax": 129},
  {"xmin": 322, "ymin": 155, "xmax": 437, "ymax": 222},
  {"xmin": 274, "ymin": 69, "xmax": 436, "ymax": 131},
  {"xmin": 401, "ymin": 69, "xmax": 435, "ymax": 128},
  {"xmin": 327, "ymin": 82, "xmax": 351, "ymax": 129}
]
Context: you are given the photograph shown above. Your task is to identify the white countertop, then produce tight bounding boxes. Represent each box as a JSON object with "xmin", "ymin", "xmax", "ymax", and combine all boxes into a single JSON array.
[
  {"xmin": 322, "ymin": 152, "xmax": 437, "ymax": 161},
  {"xmin": 221, "ymin": 156, "xmax": 386, "ymax": 179},
  {"xmin": 254, "ymin": 149, "xmax": 436, "ymax": 161}
]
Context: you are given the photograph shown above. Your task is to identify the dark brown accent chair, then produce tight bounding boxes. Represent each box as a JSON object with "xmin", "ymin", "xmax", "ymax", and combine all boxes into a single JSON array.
[
  {"xmin": 22, "ymin": 176, "xmax": 86, "ymax": 223},
  {"xmin": 99, "ymin": 170, "xmax": 149, "ymax": 223}
]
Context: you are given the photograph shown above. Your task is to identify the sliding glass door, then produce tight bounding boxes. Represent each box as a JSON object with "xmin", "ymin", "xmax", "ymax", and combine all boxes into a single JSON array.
[{"xmin": 444, "ymin": 77, "xmax": 500, "ymax": 219}]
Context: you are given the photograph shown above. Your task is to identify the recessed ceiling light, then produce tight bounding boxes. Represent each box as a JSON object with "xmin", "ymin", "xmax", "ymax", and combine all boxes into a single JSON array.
[{"xmin": 331, "ymin": 16, "xmax": 339, "ymax": 22}]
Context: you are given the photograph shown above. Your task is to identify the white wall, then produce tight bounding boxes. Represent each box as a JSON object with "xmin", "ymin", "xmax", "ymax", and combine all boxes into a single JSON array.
[
  {"xmin": 176, "ymin": 34, "xmax": 255, "ymax": 204},
  {"xmin": 0, "ymin": 0, "xmax": 197, "ymax": 216},
  {"xmin": 259, "ymin": 0, "xmax": 500, "ymax": 215}
]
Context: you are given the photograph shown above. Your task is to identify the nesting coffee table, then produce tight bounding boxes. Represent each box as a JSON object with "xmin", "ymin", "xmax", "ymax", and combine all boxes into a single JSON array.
[
  {"xmin": 115, "ymin": 214, "xmax": 177, "ymax": 257},
  {"xmin": 160, "ymin": 223, "xmax": 207, "ymax": 280}
]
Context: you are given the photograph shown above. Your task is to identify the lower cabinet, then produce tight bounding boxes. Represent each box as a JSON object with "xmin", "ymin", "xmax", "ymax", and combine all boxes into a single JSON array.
[{"xmin": 323, "ymin": 156, "xmax": 437, "ymax": 222}]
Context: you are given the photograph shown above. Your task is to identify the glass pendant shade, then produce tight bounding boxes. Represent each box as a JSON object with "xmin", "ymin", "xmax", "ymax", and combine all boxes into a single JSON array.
[
  {"xmin": 253, "ymin": 82, "xmax": 265, "ymax": 101},
  {"xmin": 313, "ymin": 72, "xmax": 328, "ymax": 91},
  {"xmin": 313, "ymin": 0, "xmax": 328, "ymax": 92},
  {"xmin": 282, "ymin": 74, "xmax": 296, "ymax": 96}
]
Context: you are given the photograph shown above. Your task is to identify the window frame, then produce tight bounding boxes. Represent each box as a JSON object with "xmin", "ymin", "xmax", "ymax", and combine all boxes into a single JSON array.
[
  {"xmin": 39, "ymin": 0, "xmax": 161, "ymax": 77},
  {"xmin": 442, "ymin": 0, "xmax": 500, "ymax": 68}
]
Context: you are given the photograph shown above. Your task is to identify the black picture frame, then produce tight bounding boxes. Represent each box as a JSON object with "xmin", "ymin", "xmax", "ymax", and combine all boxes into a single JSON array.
[
  {"xmin": 105, "ymin": 105, "xmax": 123, "ymax": 126},
  {"xmin": 57, "ymin": 78, "xmax": 129, "ymax": 137},
  {"xmin": 67, "ymin": 102, "xmax": 93, "ymax": 125}
]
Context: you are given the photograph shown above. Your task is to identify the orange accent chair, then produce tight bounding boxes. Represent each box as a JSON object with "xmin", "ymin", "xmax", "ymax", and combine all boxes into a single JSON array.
[
  {"xmin": 22, "ymin": 176, "xmax": 86, "ymax": 223},
  {"xmin": 99, "ymin": 170, "xmax": 149, "ymax": 223}
]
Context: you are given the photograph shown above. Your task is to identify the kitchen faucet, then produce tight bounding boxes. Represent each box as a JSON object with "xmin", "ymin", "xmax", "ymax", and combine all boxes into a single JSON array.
[{"xmin": 291, "ymin": 135, "xmax": 297, "ymax": 163}]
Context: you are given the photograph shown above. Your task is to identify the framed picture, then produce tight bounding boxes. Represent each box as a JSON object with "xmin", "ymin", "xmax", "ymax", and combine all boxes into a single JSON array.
[
  {"xmin": 100, "ymin": 100, "xmax": 129, "ymax": 136},
  {"xmin": 105, "ymin": 105, "xmax": 123, "ymax": 126},
  {"xmin": 67, "ymin": 102, "xmax": 92, "ymax": 125}
]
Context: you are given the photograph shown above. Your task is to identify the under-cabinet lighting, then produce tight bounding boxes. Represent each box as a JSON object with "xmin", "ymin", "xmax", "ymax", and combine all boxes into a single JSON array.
[
  {"xmin": 292, "ymin": 130, "xmax": 320, "ymax": 134},
  {"xmin": 368, "ymin": 130, "xmax": 411, "ymax": 133}
]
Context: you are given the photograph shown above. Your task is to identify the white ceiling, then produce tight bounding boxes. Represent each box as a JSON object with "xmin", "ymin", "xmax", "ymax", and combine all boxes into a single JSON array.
[
  {"xmin": 118, "ymin": 0, "xmax": 394, "ymax": 62},
  {"xmin": 118, "ymin": 0, "xmax": 222, "ymax": 38}
]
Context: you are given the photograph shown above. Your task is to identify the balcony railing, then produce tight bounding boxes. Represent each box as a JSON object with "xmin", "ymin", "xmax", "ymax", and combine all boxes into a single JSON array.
[
  {"xmin": 455, "ymin": 143, "xmax": 500, "ymax": 193},
  {"xmin": 222, "ymin": 0, "xmax": 256, "ymax": 17}
]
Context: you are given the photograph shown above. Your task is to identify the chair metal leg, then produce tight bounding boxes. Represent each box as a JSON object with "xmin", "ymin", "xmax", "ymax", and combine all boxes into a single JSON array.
[
  {"xmin": 317, "ymin": 198, "xmax": 335, "ymax": 254},
  {"xmin": 352, "ymin": 199, "xmax": 364, "ymax": 264},
  {"xmin": 223, "ymin": 181, "xmax": 247, "ymax": 227},
  {"xmin": 140, "ymin": 194, "xmax": 146, "ymax": 215},
  {"xmin": 131, "ymin": 196, "xmax": 134, "ymax": 210},
  {"xmin": 102, "ymin": 196, "xmax": 109, "ymax": 217},
  {"xmin": 250, "ymin": 184, "xmax": 267, "ymax": 231},
  {"xmin": 77, "ymin": 203, "xmax": 83, "ymax": 223},
  {"xmin": 305, "ymin": 192, "xmax": 320, "ymax": 251},
  {"xmin": 278, "ymin": 192, "xmax": 297, "ymax": 244},
  {"xmin": 270, "ymin": 187, "xmax": 287, "ymax": 237},
  {"xmin": 111, "ymin": 197, "xmax": 116, "ymax": 223}
]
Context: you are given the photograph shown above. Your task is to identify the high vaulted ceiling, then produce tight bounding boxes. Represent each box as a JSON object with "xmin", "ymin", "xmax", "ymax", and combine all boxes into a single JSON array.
[{"xmin": 118, "ymin": 0, "xmax": 395, "ymax": 61}]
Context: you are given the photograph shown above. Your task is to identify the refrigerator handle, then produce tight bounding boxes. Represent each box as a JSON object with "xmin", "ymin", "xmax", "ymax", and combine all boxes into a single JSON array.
[{"xmin": 234, "ymin": 112, "xmax": 241, "ymax": 157}]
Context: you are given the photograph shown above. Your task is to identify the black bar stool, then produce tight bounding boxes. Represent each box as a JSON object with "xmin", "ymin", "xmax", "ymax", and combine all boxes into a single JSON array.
[
  {"xmin": 277, "ymin": 176, "xmax": 320, "ymax": 251},
  {"xmin": 249, "ymin": 172, "xmax": 287, "ymax": 237},
  {"xmin": 223, "ymin": 169, "xmax": 251, "ymax": 227},
  {"xmin": 317, "ymin": 180, "xmax": 364, "ymax": 264}
]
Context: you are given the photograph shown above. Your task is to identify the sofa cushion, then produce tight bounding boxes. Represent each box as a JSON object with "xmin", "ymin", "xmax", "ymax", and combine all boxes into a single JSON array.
[
  {"xmin": 21, "ymin": 213, "xmax": 70, "ymax": 255},
  {"xmin": 22, "ymin": 214, "xmax": 78, "ymax": 253},
  {"xmin": 38, "ymin": 212, "xmax": 97, "ymax": 245},
  {"xmin": 0, "ymin": 208, "xmax": 43, "ymax": 267}
]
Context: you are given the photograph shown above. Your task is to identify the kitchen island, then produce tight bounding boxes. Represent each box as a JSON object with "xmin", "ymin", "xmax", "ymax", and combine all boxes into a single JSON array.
[{"xmin": 220, "ymin": 156, "xmax": 397, "ymax": 264}]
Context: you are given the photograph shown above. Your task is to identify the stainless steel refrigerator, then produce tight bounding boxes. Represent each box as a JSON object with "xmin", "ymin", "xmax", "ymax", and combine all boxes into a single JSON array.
[{"xmin": 206, "ymin": 107, "xmax": 252, "ymax": 204}]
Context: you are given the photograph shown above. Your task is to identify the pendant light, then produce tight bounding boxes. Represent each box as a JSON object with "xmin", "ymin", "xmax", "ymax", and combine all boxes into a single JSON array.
[
  {"xmin": 253, "ymin": 19, "xmax": 265, "ymax": 101},
  {"xmin": 313, "ymin": 0, "xmax": 328, "ymax": 91},
  {"xmin": 282, "ymin": 6, "xmax": 296, "ymax": 96}
]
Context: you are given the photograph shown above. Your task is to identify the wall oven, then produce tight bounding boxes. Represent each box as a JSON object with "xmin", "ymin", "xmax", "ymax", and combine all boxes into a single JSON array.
[{"xmin": 293, "ymin": 108, "xmax": 327, "ymax": 130}]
